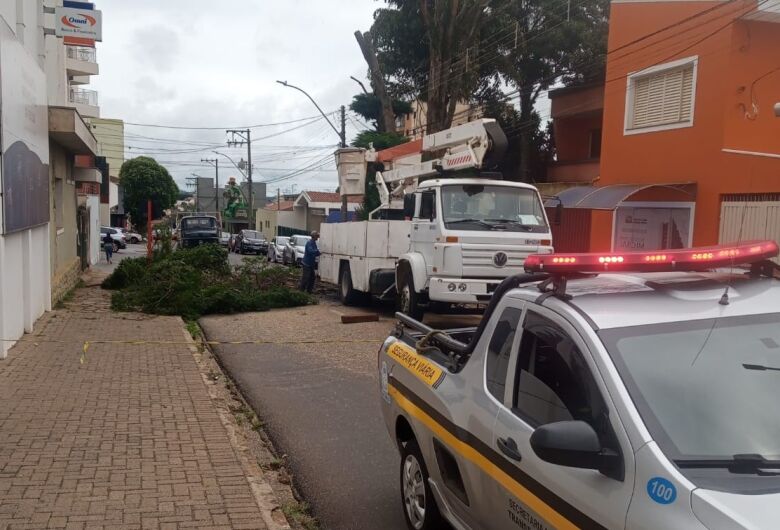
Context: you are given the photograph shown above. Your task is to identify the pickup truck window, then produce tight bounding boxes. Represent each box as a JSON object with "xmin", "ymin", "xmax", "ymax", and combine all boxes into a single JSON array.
[
  {"xmin": 513, "ymin": 312, "xmax": 607, "ymax": 436},
  {"xmin": 486, "ymin": 307, "xmax": 523, "ymax": 401}
]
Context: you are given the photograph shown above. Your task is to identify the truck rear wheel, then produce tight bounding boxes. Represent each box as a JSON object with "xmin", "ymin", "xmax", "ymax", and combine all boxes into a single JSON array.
[
  {"xmin": 339, "ymin": 265, "xmax": 361, "ymax": 306},
  {"xmin": 397, "ymin": 266, "xmax": 424, "ymax": 321},
  {"xmin": 400, "ymin": 439, "xmax": 443, "ymax": 530}
]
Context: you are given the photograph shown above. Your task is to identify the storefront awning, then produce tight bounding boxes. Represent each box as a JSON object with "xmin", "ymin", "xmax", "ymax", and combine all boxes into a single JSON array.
[{"xmin": 546, "ymin": 183, "xmax": 696, "ymax": 210}]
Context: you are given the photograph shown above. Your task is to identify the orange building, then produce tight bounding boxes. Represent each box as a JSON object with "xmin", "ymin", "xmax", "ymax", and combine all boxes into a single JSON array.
[{"xmin": 552, "ymin": 0, "xmax": 780, "ymax": 253}]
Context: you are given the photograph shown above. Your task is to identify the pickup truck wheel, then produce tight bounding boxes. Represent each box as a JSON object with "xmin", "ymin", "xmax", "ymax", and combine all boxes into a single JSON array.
[
  {"xmin": 400, "ymin": 439, "xmax": 443, "ymax": 530},
  {"xmin": 112, "ymin": 241, "xmax": 119, "ymax": 253},
  {"xmin": 397, "ymin": 268, "xmax": 424, "ymax": 321},
  {"xmin": 339, "ymin": 266, "xmax": 361, "ymax": 306}
]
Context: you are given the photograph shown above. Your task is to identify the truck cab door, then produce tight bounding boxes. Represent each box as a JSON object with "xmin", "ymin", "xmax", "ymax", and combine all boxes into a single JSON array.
[
  {"xmin": 410, "ymin": 190, "xmax": 438, "ymax": 276},
  {"xmin": 485, "ymin": 307, "xmax": 635, "ymax": 530}
]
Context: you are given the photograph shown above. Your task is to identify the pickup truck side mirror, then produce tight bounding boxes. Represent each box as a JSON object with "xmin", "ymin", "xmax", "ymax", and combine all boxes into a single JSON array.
[{"xmin": 530, "ymin": 421, "xmax": 623, "ymax": 480}]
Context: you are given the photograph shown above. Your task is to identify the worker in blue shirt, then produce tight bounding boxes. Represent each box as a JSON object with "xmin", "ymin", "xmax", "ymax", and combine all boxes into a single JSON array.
[{"xmin": 299, "ymin": 231, "xmax": 320, "ymax": 293}]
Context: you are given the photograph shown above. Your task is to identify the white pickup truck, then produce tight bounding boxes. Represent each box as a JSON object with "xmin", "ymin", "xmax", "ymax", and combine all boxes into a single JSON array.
[{"xmin": 318, "ymin": 119, "xmax": 553, "ymax": 318}]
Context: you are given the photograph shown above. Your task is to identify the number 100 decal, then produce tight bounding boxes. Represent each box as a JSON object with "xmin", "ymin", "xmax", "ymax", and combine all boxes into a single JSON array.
[{"xmin": 647, "ymin": 477, "xmax": 677, "ymax": 505}]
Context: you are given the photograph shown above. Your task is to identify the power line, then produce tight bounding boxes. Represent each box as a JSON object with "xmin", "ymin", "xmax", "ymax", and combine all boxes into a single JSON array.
[{"xmin": 122, "ymin": 113, "xmax": 330, "ymax": 130}]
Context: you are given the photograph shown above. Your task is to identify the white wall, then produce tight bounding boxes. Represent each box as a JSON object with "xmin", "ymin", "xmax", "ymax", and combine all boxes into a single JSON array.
[
  {"xmin": 87, "ymin": 195, "xmax": 100, "ymax": 265},
  {"xmin": 0, "ymin": 225, "xmax": 51, "ymax": 358}
]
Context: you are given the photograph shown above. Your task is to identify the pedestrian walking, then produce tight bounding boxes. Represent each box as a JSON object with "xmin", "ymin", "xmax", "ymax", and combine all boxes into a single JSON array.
[
  {"xmin": 103, "ymin": 232, "xmax": 114, "ymax": 264},
  {"xmin": 299, "ymin": 231, "xmax": 320, "ymax": 294}
]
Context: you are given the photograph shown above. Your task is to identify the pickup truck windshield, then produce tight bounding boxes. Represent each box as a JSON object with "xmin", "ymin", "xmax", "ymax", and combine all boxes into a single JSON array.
[
  {"xmin": 441, "ymin": 184, "xmax": 548, "ymax": 232},
  {"xmin": 600, "ymin": 313, "xmax": 780, "ymax": 461},
  {"xmin": 182, "ymin": 218, "xmax": 216, "ymax": 229}
]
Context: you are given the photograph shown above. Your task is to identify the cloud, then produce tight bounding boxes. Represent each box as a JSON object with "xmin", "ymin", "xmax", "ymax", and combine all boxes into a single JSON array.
[{"xmin": 92, "ymin": 0, "xmax": 378, "ymax": 194}]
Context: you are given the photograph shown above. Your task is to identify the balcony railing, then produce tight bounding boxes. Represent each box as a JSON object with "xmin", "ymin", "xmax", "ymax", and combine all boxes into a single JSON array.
[
  {"xmin": 66, "ymin": 45, "xmax": 97, "ymax": 63},
  {"xmin": 69, "ymin": 87, "xmax": 99, "ymax": 107}
]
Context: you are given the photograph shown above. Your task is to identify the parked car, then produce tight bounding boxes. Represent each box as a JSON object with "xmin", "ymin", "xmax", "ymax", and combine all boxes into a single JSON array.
[
  {"xmin": 118, "ymin": 228, "xmax": 144, "ymax": 244},
  {"xmin": 219, "ymin": 231, "xmax": 230, "ymax": 247},
  {"xmin": 267, "ymin": 236, "xmax": 289, "ymax": 263},
  {"xmin": 100, "ymin": 226, "xmax": 126, "ymax": 251},
  {"xmin": 178, "ymin": 216, "xmax": 220, "ymax": 249},
  {"xmin": 283, "ymin": 234, "xmax": 310, "ymax": 266},
  {"xmin": 235, "ymin": 230, "xmax": 268, "ymax": 255}
]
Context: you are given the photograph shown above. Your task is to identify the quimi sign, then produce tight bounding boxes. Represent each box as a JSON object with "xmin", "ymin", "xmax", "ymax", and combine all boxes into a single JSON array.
[{"xmin": 55, "ymin": 7, "xmax": 102, "ymax": 41}]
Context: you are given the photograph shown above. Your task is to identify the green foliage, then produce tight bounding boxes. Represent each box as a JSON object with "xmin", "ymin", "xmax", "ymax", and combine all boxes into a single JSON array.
[
  {"xmin": 120, "ymin": 157, "xmax": 179, "ymax": 233},
  {"xmin": 101, "ymin": 257, "xmax": 148, "ymax": 290},
  {"xmin": 349, "ymin": 93, "xmax": 413, "ymax": 130},
  {"xmin": 104, "ymin": 246, "xmax": 312, "ymax": 320},
  {"xmin": 351, "ymin": 131, "xmax": 409, "ymax": 151}
]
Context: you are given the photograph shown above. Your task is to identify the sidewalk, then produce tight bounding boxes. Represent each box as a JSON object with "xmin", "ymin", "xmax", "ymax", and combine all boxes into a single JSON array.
[{"xmin": 0, "ymin": 275, "xmax": 271, "ymax": 529}]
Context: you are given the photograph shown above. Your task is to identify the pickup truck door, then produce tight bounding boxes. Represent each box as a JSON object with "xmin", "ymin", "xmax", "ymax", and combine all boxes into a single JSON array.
[{"xmin": 485, "ymin": 306, "xmax": 634, "ymax": 530}]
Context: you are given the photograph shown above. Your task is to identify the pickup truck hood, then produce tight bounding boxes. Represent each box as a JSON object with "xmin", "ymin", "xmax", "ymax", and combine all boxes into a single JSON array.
[{"xmin": 692, "ymin": 488, "xmax": 780, "ymax": 529}]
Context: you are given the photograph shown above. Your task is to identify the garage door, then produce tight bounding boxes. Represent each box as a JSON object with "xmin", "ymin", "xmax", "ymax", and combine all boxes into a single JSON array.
[{"xmin": 720, "ymin": 194, "xmax": 780, "ymax": 264}]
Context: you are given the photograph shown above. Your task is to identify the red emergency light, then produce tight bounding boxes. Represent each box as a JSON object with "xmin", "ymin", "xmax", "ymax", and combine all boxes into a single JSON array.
[{"xmin": 524, "ymin": 240, "xmax": 779, "ymax": 274}]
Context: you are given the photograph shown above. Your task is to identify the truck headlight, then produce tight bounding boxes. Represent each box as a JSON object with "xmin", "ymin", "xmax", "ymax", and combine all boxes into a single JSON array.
[
  {"xmin": 447, "ymin": 283, "xmax": 456, "ymax": 292},
  {"xmin": 458, "ymin": 283, "xmax": 467, "ymax": 292}
]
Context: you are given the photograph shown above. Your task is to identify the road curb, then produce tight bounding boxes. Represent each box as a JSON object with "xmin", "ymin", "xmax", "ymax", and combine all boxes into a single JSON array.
[{"xmin": 181, "ymin": 322, "xmax": 292, "ymax": 530}]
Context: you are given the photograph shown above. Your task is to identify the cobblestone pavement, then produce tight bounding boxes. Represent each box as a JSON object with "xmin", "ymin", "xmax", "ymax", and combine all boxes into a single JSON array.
[{"xmin": 0, "ymin": 277, "xmax": 269, "ymax": 530}]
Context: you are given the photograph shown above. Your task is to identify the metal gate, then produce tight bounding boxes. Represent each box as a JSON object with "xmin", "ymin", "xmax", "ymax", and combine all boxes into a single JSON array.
[
  {"xmin": 719, "ymin": 194, "xmax": 780, "ymax": 264},
  {"xmin": 76, "ymin": 206, "xmax": 89, "ymax": 270}
]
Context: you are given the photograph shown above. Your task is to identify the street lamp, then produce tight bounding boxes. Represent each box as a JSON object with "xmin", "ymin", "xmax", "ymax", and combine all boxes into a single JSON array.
[
  {"xmin": 276, "ymin": 80, "xmax": 346, "ymax": 148},
  {"xmin": 276, "ymin": 80, "xmax": 348, "ymax": 220}
]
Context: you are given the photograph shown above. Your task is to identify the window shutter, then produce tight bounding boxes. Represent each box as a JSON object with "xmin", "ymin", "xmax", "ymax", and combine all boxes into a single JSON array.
[{"xmin": 629, "ymin": 63, "xmax": 695, "ymax": 130}]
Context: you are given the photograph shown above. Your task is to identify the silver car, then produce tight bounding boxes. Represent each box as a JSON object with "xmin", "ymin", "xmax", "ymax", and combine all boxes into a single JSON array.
[
  {"xmin": 379, "ymin": 241, "xmax": 780, "ymax": 530},
  {"xmin": 267, "ymin": 236, "xmax": 289, "ymax": 263},
  {"xmin": 283, "ymin": 235, "xmax": 310, "ymax": 267}
]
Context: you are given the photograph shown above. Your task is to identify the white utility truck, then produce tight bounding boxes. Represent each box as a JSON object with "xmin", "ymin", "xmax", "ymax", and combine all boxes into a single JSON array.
[{"xmin": 318, "ymin": 118, "xmax": 553, "ymax": 318}]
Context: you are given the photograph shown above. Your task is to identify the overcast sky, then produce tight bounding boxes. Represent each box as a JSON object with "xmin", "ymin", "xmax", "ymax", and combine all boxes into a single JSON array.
[{"xmin": 91, "ymin": 0, "xmax": 380, "ymax": 196}]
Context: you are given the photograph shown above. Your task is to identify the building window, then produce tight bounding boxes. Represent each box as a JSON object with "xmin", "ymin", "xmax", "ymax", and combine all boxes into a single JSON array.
[
  {"xmin": 265, "ymin": 220, "xmax": 270, "ymax": 228},
  {"xmin": 625, "ymin": 56, "xmax": 697, "ymax": 135},
  {"xmin": 589, "ymin": 129, "xmax": 602, "ymax": 159}
]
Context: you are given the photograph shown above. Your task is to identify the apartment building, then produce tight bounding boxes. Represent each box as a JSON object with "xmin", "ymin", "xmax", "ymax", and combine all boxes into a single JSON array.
[
  {"xmin": 548, "ymin": 0, "xmax": 780, "ymax": 255},
  {"xmin": 89, "ymin": 117, "xmax": 124, "ymax": 226},
  {"xmin": 45, "ymin": 0, "xmax": 103, "ymax": 302},
  {"xmin": 396, "ymin": 100, "xmax": 482, "ymax": 138},
  {"xmin": 0, "ymin": 0, "xmax": 104, "ymax": 357}
]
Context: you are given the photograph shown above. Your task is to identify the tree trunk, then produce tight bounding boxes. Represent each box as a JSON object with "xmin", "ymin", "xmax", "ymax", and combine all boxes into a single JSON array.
[
  {"xmin": 518, "ymin": 87, "xmax": 533, "ymax": 183},
  {"xmin": 354, "ymin": 30, "xmax": 396, "ymax": 133}
]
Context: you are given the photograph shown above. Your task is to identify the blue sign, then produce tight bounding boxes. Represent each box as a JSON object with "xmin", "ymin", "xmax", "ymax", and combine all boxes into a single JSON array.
[{"xmin": 647, "ymin": 477, "xmax": 677, "ymax": 505}]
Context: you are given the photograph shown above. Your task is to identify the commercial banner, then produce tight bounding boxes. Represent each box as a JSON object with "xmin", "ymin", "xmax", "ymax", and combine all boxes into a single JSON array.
[
  {"xmin": 55, "ymin": 6, "xmax": 102, "ymax": 42},
  {"xmin": 0, "ymin": 23, "xmax": 49, "ymax": 234},
  {"xmin": 614, "ymin": 206, "xmax": 691, "ymax": 251}
]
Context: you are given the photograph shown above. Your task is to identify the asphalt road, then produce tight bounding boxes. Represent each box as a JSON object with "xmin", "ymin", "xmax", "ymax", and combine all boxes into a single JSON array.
[{"xmin": 200, "ymin": 299, "xmax": 478, "ymax": 530}]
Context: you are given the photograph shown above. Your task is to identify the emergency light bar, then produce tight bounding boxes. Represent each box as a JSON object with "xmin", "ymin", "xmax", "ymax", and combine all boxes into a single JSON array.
[{"xmin": 524, "ymin": 240, "xmax": 779, "ymax": 274}]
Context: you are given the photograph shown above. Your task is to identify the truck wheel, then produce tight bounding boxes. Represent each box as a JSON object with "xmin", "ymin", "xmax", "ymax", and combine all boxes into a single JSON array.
[
  {"xmin": 339, "ymin": 265, "xmax": 361, "ymax": 306},
  {"xmin": 397, "ymin": 267, "xmax": 424, "ymax": 321},
  {"xmin": 400, "ymin": 439, "xmax": 443, "ymax": 530}
]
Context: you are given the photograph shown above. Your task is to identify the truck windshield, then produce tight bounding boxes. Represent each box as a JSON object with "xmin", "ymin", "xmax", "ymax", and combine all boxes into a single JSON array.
[
  {"xmin": 182, "ymin": 218, "xmax": 216, "ymax": 229},
  {"xmin": 441, "ymin": 184, "xmax": 548, "ymax": 232},
  {"xmin": 243, "ymin": 231, "xmax": 263, "ymax": 239},
  {"xmin": 600, "ymin": 313, "xmax": 780, "ymax": 461}
]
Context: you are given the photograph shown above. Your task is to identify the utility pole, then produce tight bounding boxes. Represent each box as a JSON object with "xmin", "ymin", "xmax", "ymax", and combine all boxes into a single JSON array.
[
  {"xmin": 201, "ymin": 158, "xmax": 219, "ymax": 215},
  {"xmin": 226, "ymin": 129, "xmax": 253, "ymax": 227},
  {"xmin": 186, "ymin": 175, "xmax": 199, "ymax": 212},
  {"xmin": 339, "ymin": 105, "xmax": 348, "ymax": 221},
  {"xmin": 277, "ymin": 188, "xmax": 281, "ymax": 237}
]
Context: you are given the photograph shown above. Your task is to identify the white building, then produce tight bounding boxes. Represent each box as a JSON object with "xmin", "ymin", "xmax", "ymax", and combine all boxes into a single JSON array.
[{"xmin": 0, "ymin": 0, "xmax": 103, "ymax": 357}]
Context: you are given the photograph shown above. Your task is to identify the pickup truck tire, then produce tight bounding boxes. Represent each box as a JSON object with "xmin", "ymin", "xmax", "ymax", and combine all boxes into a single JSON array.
[
  {"xmin": 397, "ymin": 266, "xmax": 424, "ymax": 321},
  {"xmin": 400, "ymin": 439, "xmax": 443, "ymax": 530}
]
